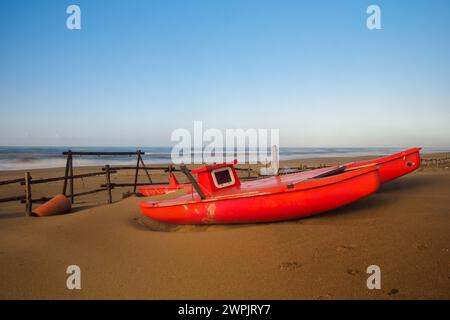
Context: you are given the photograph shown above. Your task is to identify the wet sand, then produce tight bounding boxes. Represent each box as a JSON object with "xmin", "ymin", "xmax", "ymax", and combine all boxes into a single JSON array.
[{"xmin": 0, "ymin": 154, "xmax": 449, "ymax": 299}]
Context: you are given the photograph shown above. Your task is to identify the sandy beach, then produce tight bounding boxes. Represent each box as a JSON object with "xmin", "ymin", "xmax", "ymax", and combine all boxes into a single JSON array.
[{"xmin": 0, "ymin": 153, "xmax": 449, "ymax": 299}]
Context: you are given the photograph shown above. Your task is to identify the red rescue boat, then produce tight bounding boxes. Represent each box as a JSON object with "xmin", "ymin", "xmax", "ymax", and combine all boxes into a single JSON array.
[{"xmin": 139, "ymin": 162, "xmax": 380, "ymax": 224}]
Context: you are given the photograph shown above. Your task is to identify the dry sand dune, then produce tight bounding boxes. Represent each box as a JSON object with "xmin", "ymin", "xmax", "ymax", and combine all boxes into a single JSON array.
[{"xmin": 0, "ymin": 157, "xmax": 449, "ymax": 299}]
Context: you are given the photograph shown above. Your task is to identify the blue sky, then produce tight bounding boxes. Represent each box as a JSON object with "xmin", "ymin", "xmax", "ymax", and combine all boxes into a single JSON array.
[{"xmin": 1, "ymin": 0, "xmax": 449, "ymax": 147}]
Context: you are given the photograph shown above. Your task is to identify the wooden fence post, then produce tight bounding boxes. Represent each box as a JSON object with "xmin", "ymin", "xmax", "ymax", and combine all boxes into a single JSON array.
[
  {"xmin": 62, "ymin": 150, "xmax": 71, "ymax": 195},
  {"xmin": 165, "ymin": 165, "xmax": 172, "ymax": 185},
  {"xmin": 105, "ymin": 165, "xmax": 112, "ymax": 204},
  {"xmin": 133, "ymin": 150, "xmax": 141, "ymax": 193},
  {"xmin": 24, "ymin": 172, "xmax": 32, "ymax": 216},
  {"xmin": 139, "ymin": 154, "xmax": 152, "ymax": 183},
  {"xmin": 69, "ymin": 152, "xmax": 74, "ymax": 204}
]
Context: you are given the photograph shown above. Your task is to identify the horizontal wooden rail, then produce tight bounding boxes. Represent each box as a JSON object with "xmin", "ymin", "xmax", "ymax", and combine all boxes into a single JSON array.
[
  {"xmin": 103, "ymin": 166, "xmax": 253, "ymax": 172},
  {"xmin": 19, "ymin": 188, "xmax": 108, "ymax": 204},
  {"xmin": 20, "ymin": 171, "xmax": 116, "ymax": 185},
  {"xmin": 239, "ymin": 176, "xmax": 259, "ymax": 181},
  {"xmin": 100, "ymin": 182, "xmax": 161, "ymax": 188},
  {"xmin": 0, "ymin": 195, "xmax": 25, "ymax": 203},
  {"xmin": 101, "ymin": 166, "xmax": 178, "ymax": 171},
  {"xmin": 0, "ymin": 178, "xmax": 26, "ymax": 186},
  {"xmin": 234, "ymin": 167, "xmax": 254, "ymax": 171},
  {"xmin": 21, "ymin": 196, "xmax": 52, "ymax": 204},
  {"xmin": 62, "ymin": 151, "xmax": 145, "ymax": 156}
]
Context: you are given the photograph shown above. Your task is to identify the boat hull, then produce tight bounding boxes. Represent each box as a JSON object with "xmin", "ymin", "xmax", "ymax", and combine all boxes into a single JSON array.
[
  {"xmin": 140, "ymin": 167, "xmax": 380, "ymax": 224},
  {"xmin": 346, "ymin": 148, "xmax": 421, "ymax": 183},
  {"xmin": 138, "ymin": 184, "xmax": 190, "ymax": 197}
]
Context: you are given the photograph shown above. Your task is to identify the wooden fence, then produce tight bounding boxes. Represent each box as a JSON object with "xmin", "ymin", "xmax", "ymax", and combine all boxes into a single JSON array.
[
  {"xmin": 421, "ymin": 157, "xmax": 450, "ymax": 167},
  {"xmin": 0, "ymin": 150, "xmax": 177, "ymax": 215}
]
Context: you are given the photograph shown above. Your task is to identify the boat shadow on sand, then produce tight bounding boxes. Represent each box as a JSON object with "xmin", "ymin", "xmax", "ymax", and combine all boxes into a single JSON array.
[
  {"xmin": 131, "ymin": 214, "xmax": 258, "ymax": 233},
  {"xmin": 291, "ymin": 173, "xmax": 433, "ymax": 223},
  {"xmin": 377, "ymin": 173, "xmax": 431, "ymax": 194}
]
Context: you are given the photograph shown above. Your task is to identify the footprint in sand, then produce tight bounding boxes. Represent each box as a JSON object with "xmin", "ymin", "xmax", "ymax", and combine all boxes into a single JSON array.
[
  {"xmin": 313, "ymin": 293, "xmax": 332, "ymax": 299},
  {"xmin": 336, "ymin": 245, "xmax": 356, "ymax": 254},
  {"xmin": 388, "ymin": 288, "xmax": 399, "ymax": 296},
  {"xmin": 414, "ymin": 243, "xmax": 430, "ymax": 251},
  {"xmin": 279, "ymin": 261, "xmax": 302, "ymax": 271},
  {"xmin": 346, "ymin": 269, "xmax": 362, "ymax": 276}
]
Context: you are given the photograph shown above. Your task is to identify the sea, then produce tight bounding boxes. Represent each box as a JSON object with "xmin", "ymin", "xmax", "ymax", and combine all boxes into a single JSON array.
[{"xmin": 0, "ymin": 146, "xmax": 449, "ymax": 171}]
